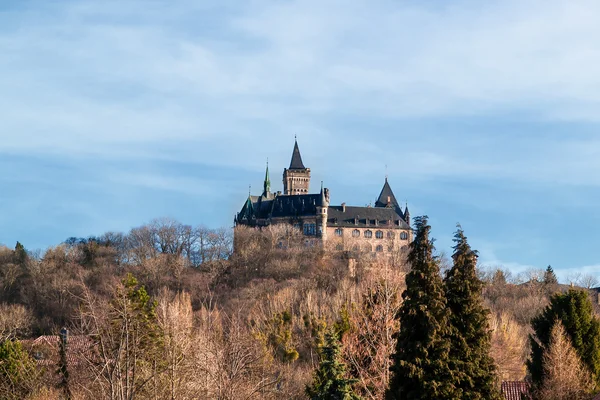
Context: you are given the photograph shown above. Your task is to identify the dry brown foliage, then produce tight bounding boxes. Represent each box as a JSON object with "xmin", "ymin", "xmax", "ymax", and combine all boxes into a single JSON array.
[{"xmin": 534, "ymin": 322, "xmax": 595, "ymax": 400}]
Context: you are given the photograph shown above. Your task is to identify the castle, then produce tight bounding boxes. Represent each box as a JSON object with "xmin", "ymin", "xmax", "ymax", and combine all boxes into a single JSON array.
[{"xmin": 234, "ymin": 139, "xmax": 413, "ymax": 253}]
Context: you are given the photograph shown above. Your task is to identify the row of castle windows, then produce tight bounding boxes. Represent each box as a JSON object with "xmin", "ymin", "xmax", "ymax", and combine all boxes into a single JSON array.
[{"xmin": 335, "ymin": 228, "xmax": 408, "ymax": 240}]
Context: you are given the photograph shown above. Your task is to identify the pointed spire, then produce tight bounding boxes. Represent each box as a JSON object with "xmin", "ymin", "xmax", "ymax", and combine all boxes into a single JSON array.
[
  {"xmin": 404, "ymin": 201, "xmax": 410, "ymax": 225},
  {"xmin": 263, "ymin": 159, "xmax": 271, "ymax": 196},
  {"xmin": 375, "ymin": 177, "xmax": 399, "ymax": 209},
  {"xmin": 289, "ymin": 138, "xmax": 306, "ymax": 169}
]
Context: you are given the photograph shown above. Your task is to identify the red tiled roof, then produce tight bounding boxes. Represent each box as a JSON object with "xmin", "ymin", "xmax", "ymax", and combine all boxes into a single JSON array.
[
  {"xmin": 501, "ymin": 381, "xmax": 530, "ymax": 400},
  {"xmin": 22, "ymin": 334, "xmax": 94, "ymax": 367}
]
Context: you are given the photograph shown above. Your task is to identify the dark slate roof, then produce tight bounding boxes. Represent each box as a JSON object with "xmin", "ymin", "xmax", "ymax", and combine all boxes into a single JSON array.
[
  {"xmin": 375, "ymin": 178, "xmax": 400, "ymax": 209},
  {"xmin": 501, "ymin": 381, "xmax": 530, "ymax": 400},
  {"xmin": 327, "ymin": 205, "xmax": 410, "ymax": 229},
  {"xmin": 238, "ymin": 193, "xmax": 326, "ymax": 222},
  {"xmin": 271, "ymin": 194, "xmax": 323, "ymax": 218},
  {"xmin": 289, "ymin": 140, "xmax": 306, "ymax": 169}
]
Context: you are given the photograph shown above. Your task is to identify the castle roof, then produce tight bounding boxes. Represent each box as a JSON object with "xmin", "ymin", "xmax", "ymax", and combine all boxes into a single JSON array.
[
  {"xmin": 237, "ymin": 193, "xmax": 326, "ymax": 223},
  {"xmin": 327, "ymin": 205, "xmax": 410, "ymax": 229},
  {"xmin": 289, "ymin": 139, "xmax": 306, "ymax": 169},
  {"xmin": 375, "ymin": 177, "xmax": 400, "ymax": 209}
]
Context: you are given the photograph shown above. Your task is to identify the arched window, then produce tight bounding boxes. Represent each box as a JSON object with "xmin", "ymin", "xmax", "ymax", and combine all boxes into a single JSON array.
[
  {"xmin": 400, "ymin": 232, "xmax": 408, "ymax": 240},
  {"xmin": 336, "ymin": 244, "xmax": 344, "ymax": 251},
  {"xmin": 387, "ymin": 231, "xmax": 395, "ymax": 239},
  {"xmin": 364, "ymin": 230, "xmax": 373, "ymax": 238},
  {"xmin": 335, "ymin": 228, "xmax": 343, "ymax": 237},
  {"xmin": 375, "ymin": 230, "xmax": 383, "ymax": 239},
  {"xmin": 352, "ymin": 244, "xmax": 359, "ymax": 251},
  {"xmin": 352, "ymin": 229, "xmax": 360, "ymax": 238},
  {"xmin": 376, "ymin": 245, "xmax": 383, "ymax": 252}
]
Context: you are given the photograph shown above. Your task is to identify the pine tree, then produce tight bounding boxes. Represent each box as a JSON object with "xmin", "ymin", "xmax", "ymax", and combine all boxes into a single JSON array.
[
  {"xmin": 386, "ymin": 216, "xmax": 458, "ymax": 400},
  {"xmin": 527, "ymin": 288, "xmax": 600, "ymax": 390},
  {"xmin": 444, "ymin": 226, "xmax": 502, "ymax": 400},
  {"xmin": 543, "ymin": 265, "xmax": 558, "ymax": 285},
  {"xmin": 306, "ymin": 329, "xmax": 361, "ymax": 400}
]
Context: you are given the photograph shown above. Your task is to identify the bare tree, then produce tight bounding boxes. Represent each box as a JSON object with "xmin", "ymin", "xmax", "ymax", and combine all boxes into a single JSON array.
[
  {"xmin": 0, "ymin": 303, "xmax": 33, "ymax": 341},
  {"xmin": 489, "ymin": 312, "xmax": 528, "ymax": 381},
  {"xmin": 534, "ymin": 321, "xmax": 594, "ymax": 400}
]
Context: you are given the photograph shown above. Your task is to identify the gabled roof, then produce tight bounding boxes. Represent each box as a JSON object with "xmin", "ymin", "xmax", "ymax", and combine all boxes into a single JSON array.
[
  {"xmin": 289, "ymin": 140, "xmax": 306, "ymax": 169},
  {"xmin": 22, "ymin": 335, "xmax": 94, "ymax": 367},
  {"xmin": 375, "ymin": 178, "xmax": 400, "ymax": 209}
]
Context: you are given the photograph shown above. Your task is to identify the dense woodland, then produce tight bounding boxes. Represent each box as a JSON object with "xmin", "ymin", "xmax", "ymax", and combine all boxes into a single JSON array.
[{"xmin": 1, "ymin": 216, "xmax": 600, "ymax": 399}]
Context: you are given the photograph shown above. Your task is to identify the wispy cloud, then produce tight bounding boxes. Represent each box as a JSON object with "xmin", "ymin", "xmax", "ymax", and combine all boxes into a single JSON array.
[{"xmin": 0, "ymin": 0, "xmax": 599, "ymax": 275}]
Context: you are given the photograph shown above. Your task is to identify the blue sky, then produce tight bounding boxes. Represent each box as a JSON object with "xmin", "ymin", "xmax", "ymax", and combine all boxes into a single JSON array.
[{"xmin": 1, "ymin": 0, "xmax": 599, "ymax": 279}]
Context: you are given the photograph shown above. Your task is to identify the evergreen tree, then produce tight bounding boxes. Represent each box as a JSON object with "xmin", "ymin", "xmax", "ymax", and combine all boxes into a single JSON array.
[
  {"xmin": 306, "ymin": 329, "xmax": 361, "ymax": 400},
  {"xmin": 13, "ymin": 241, "xmax": 27, "ymax": 266},
  {"xmin": 0, "ymin": 339, "xmax": 40, "ymax": 399},
  {"xmin": 543, "ymin": 265, "xmax": 558, "ymax": 285},
  {"xmin": 444, "ymin": 226, "xmax": 501, "ymax": 400},
  {"xmin": 386, "ymin": 216, "xmax": 458, "ymax": 400},
  {"xmin": 527, "ymin": 289, "xmax": 600, "ymax": 390}
]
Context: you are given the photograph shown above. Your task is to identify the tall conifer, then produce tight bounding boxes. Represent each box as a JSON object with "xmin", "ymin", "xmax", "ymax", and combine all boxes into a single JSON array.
[
  {"xmin": 528, "ymin": 289, "xmax": 600, "ymax": 390},
  {"xmin": 306, "ymin": 330, "xmax": 361, "ymax": 400},
  {"xmin": 444, "ymin": 226, "xmax": 501, "ymax": 400},
  {"xmin": 386, "ymin": 216, "xmax": 458, "ymax": 400}
]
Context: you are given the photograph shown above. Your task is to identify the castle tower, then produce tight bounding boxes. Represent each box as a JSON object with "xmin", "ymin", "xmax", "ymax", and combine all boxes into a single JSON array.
[
  {"xmin": 316, "ymin": 182, "xmax": 330, "ymax": 240},
  {"xmin": 283, "ymin": 138, "xmax": 311, "ymax": 195}
]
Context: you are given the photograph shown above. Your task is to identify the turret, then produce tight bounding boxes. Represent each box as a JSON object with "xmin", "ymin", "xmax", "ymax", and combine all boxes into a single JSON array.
[{"xmin": 316, "ymin": 182, "xmax": 329, "ymax": 240}]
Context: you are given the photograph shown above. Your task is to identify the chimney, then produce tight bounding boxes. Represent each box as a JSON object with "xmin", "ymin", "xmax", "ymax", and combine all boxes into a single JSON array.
[{"xmin": 342, "ymin": 202, "xmax": 346, "ymax": 212}]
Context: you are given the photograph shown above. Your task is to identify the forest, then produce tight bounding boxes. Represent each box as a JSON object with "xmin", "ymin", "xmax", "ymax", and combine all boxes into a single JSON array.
[{"xmin": 1, "ymin": 216, "xmax": 600, "ymax": 400}]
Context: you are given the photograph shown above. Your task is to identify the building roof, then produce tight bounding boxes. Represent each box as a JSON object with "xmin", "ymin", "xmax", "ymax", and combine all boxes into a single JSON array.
[
  {"xmin": 271, "ymin": 194, "xmax": 323, "ymax": 218},
  {"xmin": 237, "ymin": 193, "xmax": 327, "ymax": 223},
  {"xmin": 501, "ymin": 381, "xmax": 530, "ymax": 400},
  {"xmin": 22, "ymin": 334, "xmax": 94, "ymax": 367},
  {"xmin": 289, "ymin": 139, "xmax": 306, "ymax": 170},
  {"xmin": 375, "ymin": 177, "xmax": 400, "ymax": 210},
  {"xmin": 327, "ymin": 205, "xmax": 410, "ymax": 229}
]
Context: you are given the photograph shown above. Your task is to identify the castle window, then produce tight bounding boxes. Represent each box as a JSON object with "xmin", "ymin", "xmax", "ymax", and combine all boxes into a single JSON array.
[
  {"xmin": 375, "ymin": 230, "xmax": 383, "ymax": 239},
  {"xmin": 335, "ymin": 228, "xmax": 343, "ymax": 237},
  {"xmin": 352, "ymin": 229, "xmax": 360, "ymax": 238},
  {"xmin": 387, "ymin": 231, "xmax": 395, "ymax": 239},
  {"xmin": 303, "ymin": 223, "xmax": 316, "ymax": 236},
  {"xmin": 376, "ymin": 245, "xmax": 383, "ymax": 252},
  {"xmin": 352, "ymin": 245, "xmax": 359, "ymax": 251},
  {"xmin": 336, "ymin": 244, "xmax": 344, "ymax": 251},
  {"xmin": 400, "ymin": 232, "xmax": 408, "ymax": 240},
  {"xmin": 364, "ymin": 230, "xmax": 373, "ymax": 238}
]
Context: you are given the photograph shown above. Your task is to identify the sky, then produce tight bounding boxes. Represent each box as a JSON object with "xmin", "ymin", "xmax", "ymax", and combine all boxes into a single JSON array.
[{"xmin": 1, "ymin": 0, "xmax": 599, "ymax": 280}]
